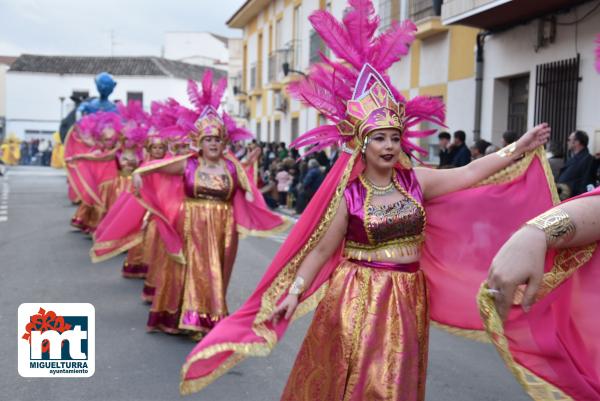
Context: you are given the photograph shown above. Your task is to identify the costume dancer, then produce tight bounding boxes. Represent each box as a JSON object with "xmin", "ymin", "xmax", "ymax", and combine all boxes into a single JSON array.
[
  {"xmin": 180, "ymin": 2, "xmax": 556, "ymax": 398},
  {"xmin": 66, "ymin": 111, "xmax": 120, "ymax": 233},
  {"xmin": 93, "ymin": 72, "xmax": 289, "ymax": 335}
]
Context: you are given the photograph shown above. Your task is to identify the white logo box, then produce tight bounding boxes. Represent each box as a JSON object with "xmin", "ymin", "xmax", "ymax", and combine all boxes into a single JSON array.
[{"xmin": 18, "ymin": 303, "xmax": 95, "ymax": 378}]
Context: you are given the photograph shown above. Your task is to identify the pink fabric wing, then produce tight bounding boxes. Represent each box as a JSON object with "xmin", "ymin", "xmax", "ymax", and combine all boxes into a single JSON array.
[{"xmin": 421, "ymin": 154, "xmax": 556, "ymax": 331}]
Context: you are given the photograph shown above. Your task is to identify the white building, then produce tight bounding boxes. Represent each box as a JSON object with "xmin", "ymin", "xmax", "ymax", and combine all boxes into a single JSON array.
[
  {"xmin": 443, "ymin": 0, "xmax": 600, "ymax": 154},
  {"xmin": 163, "ymin": 32, "xmax": 244, "ymax": 123},
  {"xmin": 0, "ymin": 56, "xmax": 17, "ymax": 139},
  {"xmin": 5, "ymin": 54, "xmax": 225, "ymax": 140}
]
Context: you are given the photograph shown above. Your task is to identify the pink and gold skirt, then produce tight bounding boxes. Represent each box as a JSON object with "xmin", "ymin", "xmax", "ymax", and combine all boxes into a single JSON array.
[
  {"xmin": 70, "ymin": 203, "xmax": 102, "ymax": 233},
  {"xmin": 122, "ymin": 242, "xmax": 148, "ymax": 278},
  {"xmin": 141, "ymin": 220, "xmax": 162, "ymax": 302},
  {"xmin": 179, "ymin": 198, "xmax": 238, "ymax": 333},
  {"xmin": 281, "ymin": 259, "xmax": 429, "ymax": 401}
]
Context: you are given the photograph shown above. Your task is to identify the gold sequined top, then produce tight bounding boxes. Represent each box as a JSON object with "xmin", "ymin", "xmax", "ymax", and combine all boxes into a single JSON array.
[{"xmin": 343, "ymin": 170, "xmax": 426, "ymax": 261}]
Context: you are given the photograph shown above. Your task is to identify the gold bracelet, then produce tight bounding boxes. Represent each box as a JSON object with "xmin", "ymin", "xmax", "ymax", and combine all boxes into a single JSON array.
[
  {"xmin": 496, "ymin": 142, "xmax": 518, "ymax": 158},
  {"xmin": 526, "ymin": 207, "xmax": 575, "ymax": 246},
  {"xmin": 288, "ymin": 276, "xmax": 306, "ymax": 296}
]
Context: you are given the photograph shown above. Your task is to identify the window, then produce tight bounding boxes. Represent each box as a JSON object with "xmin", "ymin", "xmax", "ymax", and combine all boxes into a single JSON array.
[
  {"xmin": 127, "ymin": 92, "xmax": 143, "ymax": 104},
  {"xmin": 256, "ymin": 122, "xmax": 262, "ymax": 142},
  {"xmin": 291, "ymin": 117, "xmax": 299, "ymax": 141},
  {"xmin": 293, "ymin": 6, "xmax": 302, "ymax": 70},
  {"xmin": 379, "ymin": 0, "xmax": 393, "ymax": 31},
  {"xmin": 267, "ymin": 121, "xmax": 272, "ymax": 142},
  {"xmin": 309, "ymin": 30, "xmax": 326, "ymax": 64},
  {"xmin": 534, "ymin": 56, "xmax": 580, "ymax": 157},
  {"xmin": 418, "ymin": 96, "xmax": 443, "ymax": 163},
  {"xmin": 274, "ymin": 119, "xmax": 281, "ymax": 142},
  {"xmin": 507, "ymin": 75, "xmax": 529, "ymax": 136},
  {"xmin": 71, "ymin": 90, "xmax": 89, "ymax": 100}
]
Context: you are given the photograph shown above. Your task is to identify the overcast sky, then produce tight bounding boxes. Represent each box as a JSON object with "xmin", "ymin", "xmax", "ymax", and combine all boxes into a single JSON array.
[{"xmin": 0, "ymin": 0, "xmax": 246, "ymax": 57}]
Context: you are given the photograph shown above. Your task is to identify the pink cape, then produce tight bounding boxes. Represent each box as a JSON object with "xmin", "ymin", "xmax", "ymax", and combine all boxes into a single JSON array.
[
  {"xmin": 179, "ymin": 146, "xmax": 558, "ymax": 395},
  {"xmin": 64, "ymin": 127, "xmax": 118, "ymax": 211},
  {"xmin": 91, "ymin": 153, "xmax": 289, "ymax": 263},
  {"xmin": 479, "ymin": 187, "xmax": 600, "ymax": 400}
]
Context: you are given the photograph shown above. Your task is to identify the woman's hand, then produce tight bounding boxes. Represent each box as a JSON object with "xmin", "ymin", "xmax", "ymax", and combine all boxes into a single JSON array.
[
  {"xmin": 245, "ymin": 190, "xmax": 255, "ymax": 202},
  {"xmin": 132, "ymin": 173, "xmax": 143, "ymax": 196},
  {"xmin": 515, "ymin": 123, "xmax": 551, "ymax": 155},
  {"xmin": 486, "ymin": 226, "xmax": 547, "ymax": 321},
  {"xmin": 269, "ymin": 294, "xmax": 299, "ymax": 324}
]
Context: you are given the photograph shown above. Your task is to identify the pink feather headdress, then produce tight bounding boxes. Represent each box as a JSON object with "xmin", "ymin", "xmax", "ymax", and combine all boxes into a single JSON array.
[
  {"xmin": 77, "ymin": 111, "xmax": 123, "ymax": 144},
  {"xmin": 117, "ymin": 101, "xmax": 150, "ymax": 156},
  {"xmin": 288, "ymin": 0, "xmax": 445, "ymax": 159},
  {"xmin": 182, "ymin": 70, "xmax": 253, "ymax": 143}
]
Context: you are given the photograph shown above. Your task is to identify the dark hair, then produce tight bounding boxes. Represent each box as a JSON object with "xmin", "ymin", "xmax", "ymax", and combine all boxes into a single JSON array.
[
  {"xmin": 574, "ymin": 130, "xmax": 589, "ymax": 148},
  {"xmin": 502, "ymin": 131, "xmax": 518, "ymax": 145},
  {"xmin": 453, "ymin": 130, "xmax": 466, "ymax": 143},
  {"xmin": 438, "ymin": 131, "xmax": 451, "ymax": 140},
  {"xmin": 475, "ymin": 139, "xmax": 491, "ymax": 155},
  {"xmin": 549, "ymin": 142, "xmax": 564, "ymax": 158}
]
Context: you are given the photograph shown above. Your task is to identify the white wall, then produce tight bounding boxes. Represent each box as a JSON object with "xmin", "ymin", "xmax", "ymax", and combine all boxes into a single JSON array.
[
  {"xmin": 5, "ymin": 72, "xmax": 196, "ymax": 139},
  {"xmin": 446, "ymin": 77, "xmax": 475, "ymax": 134},
  {"xmin": 419, "ymin": 32, "xmax": 450, "ymax": 87},
  {"xmin": 163, "ymin": 32, "xmax": 229, "ymax": 67},
  {"xmin": 0, "ymin": 63, "xmax": 9, "ymax": 117},
  {"xmin": 480, "ymin": 2, "xmax": 600, "ymax": 149}
]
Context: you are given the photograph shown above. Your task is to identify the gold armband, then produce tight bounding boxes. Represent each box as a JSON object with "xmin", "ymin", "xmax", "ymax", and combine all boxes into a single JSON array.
[
  {"xmin": 288, "ymin": 276, "xmax": 306, "ymax": 296},
  {"xmin": 526, "ymin": 207, "xmax": 575, "ymax": 246},
  {"xmin": 496, "ymin": 142, "xmax": 518, "ymax": 158}
]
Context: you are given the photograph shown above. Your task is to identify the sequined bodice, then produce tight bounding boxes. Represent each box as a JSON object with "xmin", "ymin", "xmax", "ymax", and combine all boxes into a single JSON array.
[
  {"xmin": 365, "ymin": 196, "xmax": 424, "ymax": 244},
  {"xmin": 184, "ymin": 158, "xmax": 236, "ymax": 201},
  {"xmin": 343, "ymin": 169, "xmax": 425, "ymax": 260}
]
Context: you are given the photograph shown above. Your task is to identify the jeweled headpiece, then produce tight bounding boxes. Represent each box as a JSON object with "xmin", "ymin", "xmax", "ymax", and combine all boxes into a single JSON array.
[{"xmin": 337, "ymin": 64, "xmax": 405, "ymax": 141}]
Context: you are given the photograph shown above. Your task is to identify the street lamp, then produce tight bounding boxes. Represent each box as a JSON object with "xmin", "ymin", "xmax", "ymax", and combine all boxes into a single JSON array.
[
  {"xmin": 233, "ymin": 86, "xmax": 248, "ymax": 96},
  {"xmin": 282, "ymin": 61, "xmax": 307, "ymax": 77}
]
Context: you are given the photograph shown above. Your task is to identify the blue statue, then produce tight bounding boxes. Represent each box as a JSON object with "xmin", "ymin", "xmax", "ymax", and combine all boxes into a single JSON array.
[{"xmin": 77, "ymin": 72, "xmax": 118, "ymax": 116}]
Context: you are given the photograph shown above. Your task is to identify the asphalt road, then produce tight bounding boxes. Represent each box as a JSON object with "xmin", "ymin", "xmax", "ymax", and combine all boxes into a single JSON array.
[{"xmin": 0, "ymin": 166, "xmax": 531, "ymax": 401}]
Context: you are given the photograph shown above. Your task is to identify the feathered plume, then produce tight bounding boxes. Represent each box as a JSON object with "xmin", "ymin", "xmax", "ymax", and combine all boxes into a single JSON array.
[{"xmin": 186, "ymin": 69, "xmax": 228, "ymax": 114}]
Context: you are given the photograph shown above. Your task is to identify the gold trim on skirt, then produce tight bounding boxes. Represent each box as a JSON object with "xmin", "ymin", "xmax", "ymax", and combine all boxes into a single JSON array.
[
  {"xmin": 281, "ymin": 260, "xmax": 429, "ymax": 401},
  {"xmin": 179, "ymin": 198, "xmax": 238, "ymax": 332}
]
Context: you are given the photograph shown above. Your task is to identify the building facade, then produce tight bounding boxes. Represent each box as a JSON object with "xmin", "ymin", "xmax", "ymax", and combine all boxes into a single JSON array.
[
  {"xmin": 443, "ymin": 0, "xmax": 600, "ymax": 155},
  {"xmin": 227, "ymin": 0, "xmax": 480, "ymax": 163},
  {"xmin": 5, "ymin": 55, "xmax": 224, "ymax": 140}
]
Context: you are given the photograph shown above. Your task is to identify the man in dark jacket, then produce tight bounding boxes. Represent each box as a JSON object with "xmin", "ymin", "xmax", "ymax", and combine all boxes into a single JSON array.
[
  {"xmin": 437, "ymin": 131, "xmax": 453, "ymax": 168},
  {"xmin": 450, "ymin": 130, "xmax": 471, "ymax": 167},
  {"xmin": 558, "ymin": 130, "xmax": 595, "ymax": 197}
]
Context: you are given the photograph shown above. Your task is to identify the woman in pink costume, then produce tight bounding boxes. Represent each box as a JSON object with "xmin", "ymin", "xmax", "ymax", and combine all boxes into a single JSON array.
[
  {"xmin": 66, "ymin": 112, "xmax": 121, "ymax": 233},
  {"xmin": 471, "ymin": 35, "xmax": 600, "ymax": 401},
  {"xmin": 93, "ymin": 72, "xmax": 289, "ymax": 335},
  {"xmin": 104, "ymin": 102, "xmax": 151, "ymax": 278},
  {"xmin": 179, "ymin": 2, "xmax": 556, "ymax": 399}
]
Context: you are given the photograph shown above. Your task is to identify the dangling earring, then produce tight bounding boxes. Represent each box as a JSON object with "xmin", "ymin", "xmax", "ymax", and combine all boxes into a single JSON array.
[{"xmin": 361, "ymin": 137, "xmax": 369, "ymax": 155}]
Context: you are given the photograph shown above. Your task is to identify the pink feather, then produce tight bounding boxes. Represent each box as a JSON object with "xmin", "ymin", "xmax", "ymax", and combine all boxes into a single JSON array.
[
  {"xmin": 211, "ymin": 77, "xmax": 228, "ymax": 109},
  {"xmin": 342, "ymin": 0, "xmax": 379, "ymax": 59},
  {"xmin": 368, "ymin": 20, "xmax": 416, "ymax": 72},
  {"xmin": 201, "ymin": 69, "xmax": 214, "ymax": 107},
  {"xmin": 309, "ymin": 10, "xmax": 363, "ymax": 69},
  {"xmin": 186, "ymin": 80, "xmax": 203, "ymax": 111}
]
